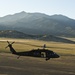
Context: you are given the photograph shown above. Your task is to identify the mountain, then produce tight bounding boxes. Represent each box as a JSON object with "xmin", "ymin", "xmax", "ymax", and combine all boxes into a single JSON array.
[{"xmin": 0, "ymin": 11, "xmax": 75, "ymax": 37}]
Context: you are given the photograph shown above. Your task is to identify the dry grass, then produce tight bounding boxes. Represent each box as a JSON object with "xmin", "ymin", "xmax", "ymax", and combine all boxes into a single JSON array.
[
  {"xmin": 0, "ymin": 38, "xmax": 75, "ymax": 75},
  {"xmin": 0, "ymin": 38, "xmax": 75, "ymax": 55}
]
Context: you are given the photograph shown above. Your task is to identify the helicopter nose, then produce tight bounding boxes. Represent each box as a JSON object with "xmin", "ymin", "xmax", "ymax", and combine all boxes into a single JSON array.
[
  {"xmin": 56, "ymin": 54, "xmax": 60, "ymax": 58},
  {"xmin": 54, "ymin": 52, "xmax": 60, "ymax": 58}
]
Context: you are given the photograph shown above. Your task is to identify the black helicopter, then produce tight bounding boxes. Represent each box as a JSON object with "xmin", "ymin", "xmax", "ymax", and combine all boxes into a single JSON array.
[{"xmin": 6, "ymin": 41, "xmax": 60, "ymax": 61}]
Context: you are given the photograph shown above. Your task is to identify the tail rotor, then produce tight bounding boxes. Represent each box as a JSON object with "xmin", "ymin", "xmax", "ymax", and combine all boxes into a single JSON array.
[
  {"xmin": 5, "ymin": 41, "xmax": 15, "ymax": 49},
  {"xmin": 5, "ymin": 41, "xmax": 16, "ymax": 54},
  {"xmin": 7, "ymin": 41, "xmax": 10, "ymax": 44}
]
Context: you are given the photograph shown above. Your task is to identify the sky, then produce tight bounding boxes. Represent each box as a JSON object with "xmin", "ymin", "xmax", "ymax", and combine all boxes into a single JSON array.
[{"xmin": 0, "ymin": 0, "xmax": 75, "ymax": 19}]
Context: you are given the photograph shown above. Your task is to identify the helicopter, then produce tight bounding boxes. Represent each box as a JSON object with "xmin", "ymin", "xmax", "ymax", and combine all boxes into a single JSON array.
[{"xmin": 5, "ymin": 41, "xmax": 60, "ymax": 61}]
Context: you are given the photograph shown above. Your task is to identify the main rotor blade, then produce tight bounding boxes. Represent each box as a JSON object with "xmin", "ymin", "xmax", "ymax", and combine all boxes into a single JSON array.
[
  {"xmin": 7, "ymin": 41, "xmax": 50, "ymax": 48},
  {"xmin": 16, "ymin": 42, "xmax": 42, "ymax": 47}
]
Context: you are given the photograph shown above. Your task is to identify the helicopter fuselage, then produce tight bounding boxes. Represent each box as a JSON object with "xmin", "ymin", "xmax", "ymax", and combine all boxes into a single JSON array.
[
  {"xmin": 14, "ymin": 49, "xmax": 60, "ymax": 60},
  {"xmin": 6, "ymin": 41, "xmax": 60, "ymax": 61}
]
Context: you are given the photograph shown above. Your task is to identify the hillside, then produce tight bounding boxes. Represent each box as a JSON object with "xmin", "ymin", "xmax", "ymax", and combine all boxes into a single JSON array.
[
  {"xmin": 0, "ymin": 11, "xmax": 75, "ymax": 37},
  {"xmin": 0, "ymin": 30, "xmax": 75, "ymax": 44},
  {"xmin": 0, "ymin": 30, "xmax": 31, "ymax": 38}
]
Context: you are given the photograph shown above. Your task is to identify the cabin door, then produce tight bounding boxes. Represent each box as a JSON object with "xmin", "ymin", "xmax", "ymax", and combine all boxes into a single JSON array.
[{"xmin": 41, "ymin": 52, "xmax": 46, "ymax": 58}]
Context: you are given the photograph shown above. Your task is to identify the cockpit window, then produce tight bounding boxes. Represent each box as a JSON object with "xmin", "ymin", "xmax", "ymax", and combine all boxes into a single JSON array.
[{"xmin": 54, "ymin": 52, "xmax": 56, "ymax": 54}]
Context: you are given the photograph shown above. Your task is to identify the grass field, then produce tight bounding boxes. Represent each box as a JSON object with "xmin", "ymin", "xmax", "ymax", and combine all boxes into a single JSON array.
[{"xmin": 0, "ymin": 38, "xmax": 75, "ymax": 75}]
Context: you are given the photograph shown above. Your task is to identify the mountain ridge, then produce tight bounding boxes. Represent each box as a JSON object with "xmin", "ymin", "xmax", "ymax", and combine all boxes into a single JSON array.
[{"xmin": 0, "ymin": 11, "xmax": 75, "ymax": 37}]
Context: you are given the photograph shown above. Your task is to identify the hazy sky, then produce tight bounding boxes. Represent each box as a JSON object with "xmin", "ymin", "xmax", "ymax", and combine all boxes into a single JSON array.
[{"xmin": 0, "ymin": 0, "xmax": 75, "ymax": 19}]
